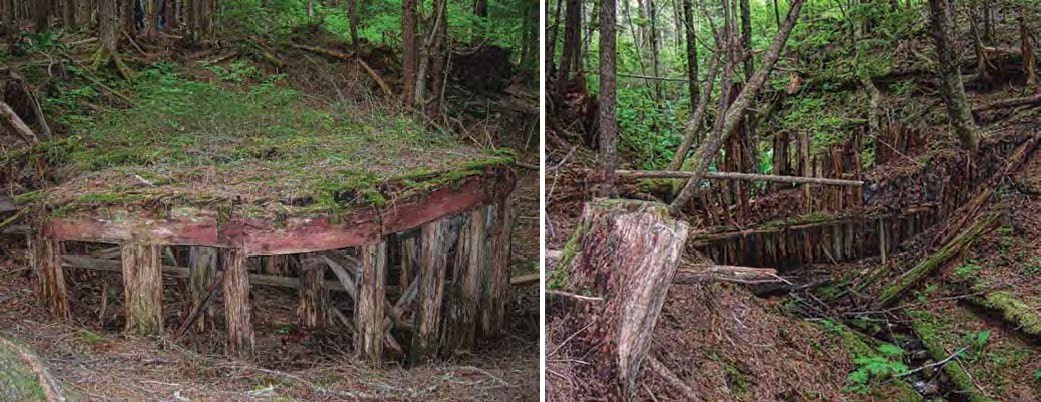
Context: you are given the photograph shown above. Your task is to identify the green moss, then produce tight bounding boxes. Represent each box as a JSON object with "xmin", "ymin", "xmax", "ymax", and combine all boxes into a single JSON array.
[
  {"xmin": 0, "ymin": 336, "xmax": 47, "ymax": 402},
  {"xmin": 907, "ymin": 310, "xmax": 994, "ymax": 402},
  {"xmin": 973, "ymin": 292, "xmax": 1041, "ymax": 336}
]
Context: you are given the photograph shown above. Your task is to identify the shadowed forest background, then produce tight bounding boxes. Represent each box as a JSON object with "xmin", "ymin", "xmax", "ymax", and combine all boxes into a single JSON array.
[
  {"xmin": 546, "ymin": 0, "xmax": 1041, "ymax": 400},
  {"xmin": 0, "ymin": 0, "xmax": 539, "ymax": 400}
]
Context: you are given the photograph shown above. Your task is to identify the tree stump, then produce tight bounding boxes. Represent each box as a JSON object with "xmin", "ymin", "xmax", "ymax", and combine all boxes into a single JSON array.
[
  {"xmin": 121, "ymin": 243, "xmax": 163, "ymax": 336},
  {"xmin": 410, "ymin": 218, "xmax": 450, "ymax": 364},
  {"xmin": 30, "ymin": 234, "xmax": 69, "ymax": 319},
  {"xmin": 188, "ymin": 246, "xmax": 217, "ymax": 332},
  {"xmin": 355, "ymin": 241, "xmax": 387, "ymax": 364},
  {"xmin": 298, "ymin": 256, "xmax": 328, "ymax": 328},
  {"xmin": 221, "ymin": 248, "xmax": 253, "ymax": 357},
  {"xmin": 562, "ymin": 199, "xmax": 689, "ymax": 400},
  {"xmin": 480, "ymin": 200, "xmax": 513, "ymax": 338}
]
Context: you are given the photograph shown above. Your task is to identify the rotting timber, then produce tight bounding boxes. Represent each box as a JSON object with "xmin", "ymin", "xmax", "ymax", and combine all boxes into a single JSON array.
[{"xmin": 10, "ymin": 85, "xmax": 519, "ymax": 364}]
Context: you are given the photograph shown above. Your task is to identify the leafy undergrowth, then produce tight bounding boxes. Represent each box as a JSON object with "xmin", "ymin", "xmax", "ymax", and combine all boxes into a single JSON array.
[{"xmin": 16, "ymin": 63, "xmax": 513, "ymax": 219}]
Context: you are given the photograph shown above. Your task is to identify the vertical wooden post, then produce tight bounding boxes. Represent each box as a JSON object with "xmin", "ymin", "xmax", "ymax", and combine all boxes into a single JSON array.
[
  {"xmin": 480, "ymin": 201, "xmax": 513, "ymax": 338},
  {"xmin": 30, "ymin": 234, "xmax": 69, "ymax": 319},
  {"xmin": 222, "ymin": 248, "xmax": 253, "ymax": 357},
  {"xmin": 298, "ymin": 256, "xmax": 328, "ymax": 328},
  {"xmin": 444, "ymin": 210, "xmax": 484, "ymax": 351},
  {"xmin": 400, "ymin": 236, "xmax": 419, "ymax": 291},
  {"xmin": 410, "ymin": 218, "xmax": 449, "ymax": 364},
  {"xmin": 799, "ymin": 131, "xmax": 811, "ymax": 213},
  {"xmin": 355, "ymin": 240, "xmax": 387, "ymax": 364},
  {"xmin": 264, "ymin": 255, "xmax": 291, "ymax": 276},
  {"xmin": 121, "ymin": 243, "xmax": 163, "ymax": 336},
  {"xmin": 188, "ymin": 246, "xmax": 217, "ymax": 332}
]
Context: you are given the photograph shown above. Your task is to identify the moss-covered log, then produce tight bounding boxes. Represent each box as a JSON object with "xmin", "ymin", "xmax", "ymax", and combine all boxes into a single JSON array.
[
  {"xmin": 563, "ymin": 199, "xmax": 689, "ymax": 399},
  {"xmin": 221, "ymin": 248, "xmax": 253, "ymax": 357},
  {"xmin": 30, "ymin": 234, "xmax": 69, "ymax": 319},
  {"xmin": 355, "ymin": 241, "xmax": 387, "ymax": 364},
  {"xmin": 908, "ymin": 313, "xmax": 993, "ymax": 402},
  {"xmin": 121, "ymin": 243, "xmax": 163, "ymax": 336},
  {"xmin": 970, "ymin": 291, "xmax": 1041, "ymax": 337},
  {"xmin": 875, "ymin": 212, "xmax": 999, "ymax": 307}
]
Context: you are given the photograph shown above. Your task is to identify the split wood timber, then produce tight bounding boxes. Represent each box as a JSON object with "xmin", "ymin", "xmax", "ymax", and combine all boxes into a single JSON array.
[
  {"xmin": 561, "ymin": 199, "xmax": 689, "ymax": 400},
  {"xmin": 28, "ymin": 170, "xmax": 517, "ymax": 364},
  {"xmin": 615, "ymin": 169, "xmax": 865, "ymax": 186}
]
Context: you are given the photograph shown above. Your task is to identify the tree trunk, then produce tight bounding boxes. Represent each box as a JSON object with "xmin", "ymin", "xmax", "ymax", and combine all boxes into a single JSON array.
[
  {"xmin": 561, "ymin": 200, "xmax": 689, "ymax": 400},
  {"xmin": 556, "ymin": 0, "xmax": 582, "ymax": 100},
  {"xmin": 928, "ymin": 0, "xmax": 979, "ymax": 151},
  {"xmin": 519, "ymin": 1, "xmax": 538, "ymax": 71},
  {"xmin": 121, "ymin": 244, "xmax": 163, "ymax": 336},
  {"xmin": 682, "ymin": 0, "xmax": 698, "ymax": 112},
  {"xmin": 63, "ymin": 0, "xmax": 76, "ymax": 29},
  {"xmin": 426, "ymin": 0, "xmax": 448, "ymax": 117},
  {"xmin": 32, "ymin": 0, "xmax": 49, "ymax": 32},
  {"xmin": 31, "ymin": 234, "xmax": 70, "ymax": 319},
  {"xmin": 472, "ymin": 0, "xmax": 487, "ymax": 41},
  {"xmin": 222, "ymin": 248, "xmax": 253, "ymax": 357},
  {"xmin": 648, "ymin": 0, "xmax": 662, "ymax": 99},
  {"xmin": 1021, "ymin": 5, "xmax": 1036, "ymax": 88},
  {"xmin": 410, "ymin": 218, "xmax": 450, "ymax": 364},
  {"xmin": 547, "ymin": 0, "xmax": 564, "ymax": 78},
  {"xmin": 401, "ymin": 0, "xmax": 418, "ymax": 104},
  {"xmin": 668, "ymin": 53, "xmax": 720, "ymax": 170},
  {"xmin": 670, "ymin": 0, "xmax": 805, "ymax": 215},
  {"xmin": 188, "ymin": 246, "xmax": 217, "ymax": 332},
  {"xmin": 347, "ymin": 0, "xmax": 360, "ymax": 52},
  {"xmin": 598, "ymin": 0, "xmax": 617, "ymax": 196}
]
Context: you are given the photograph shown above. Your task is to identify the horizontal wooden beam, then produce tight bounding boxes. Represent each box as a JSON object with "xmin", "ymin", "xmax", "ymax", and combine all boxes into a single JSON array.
[
  {"xmin": 42, "ymin": 171, "xmax": 515, "ymax": 255},
  {"xmin": 615, "ymin": 169, "xmax": 865, "ymax": 186},
  {"xmin": 509, "ymin": 273, "xmax": 539, "ymax": 286}
]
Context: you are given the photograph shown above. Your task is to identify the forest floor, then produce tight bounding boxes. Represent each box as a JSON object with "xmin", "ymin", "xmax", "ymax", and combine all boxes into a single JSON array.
[
  {"xmin": 546, "ymin": 63, "xmax": 1041, "ymax": 401},
  {"xmin": 0, "ymin": 32, "xmax": 540, "ymax": 401}
]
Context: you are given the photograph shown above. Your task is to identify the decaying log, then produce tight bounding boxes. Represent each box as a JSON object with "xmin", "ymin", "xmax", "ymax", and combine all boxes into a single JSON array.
[
  {"xmin": 969, "ymin": 291, "xmax": 1041, "ymax": 337},
  {"xmin": 972, "ymin": 93, "xmax": 1041, "ymax": 113},
  {"xmin": 673, "ymin": 264, "xmax": 783, "ymax": 285},
  {"xmin": 222, "ymin": 248, "xmax": 254, "ymax": 357},
  {"xmin": 646, "ymin": 355, "xmax": 700, "ymax": 401},
  {"xmin": 30, "ymin": 234, "xmax": 69, "ymax": 319},
  {"xmin": 174, "ymin": 270, "xmax": 224, "ymax": 341},
  {"xmin": 562, "ymin": 199, "xmax": 689, "ymax": 399},
  {"xmin": 875, "ymin": 212, "xmax": 999, "ymax": 307},
  {"xmin": 121, "ymin": 244, "xmax": 163, "ymax": 336},
  {"xmin": 615, "ymin": 169, "xmax": 864, "ymax": 186},
  {"xmin": 480, "ymin": 201, "xmax": 514, "ymax": 338},
  {"xmin": 188, "ymin": 247, "xmax": 217, "ymax": 332},
  {"xmin": 355, "ymin": 241, "xmax": 387, "ymax": 364},
  {"xmin": 298, "ymin": 255, "xmax": 328, "ymax": 328},
  {"xmin": 410, "ymin": 218, "xmax": 450, "ymax": 364},
  {"xmin": 0, "ymin": 100, "xmax": 39, "ymax": 144}
]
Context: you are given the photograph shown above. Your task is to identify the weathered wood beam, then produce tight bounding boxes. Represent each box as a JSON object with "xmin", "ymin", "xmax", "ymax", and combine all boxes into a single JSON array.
[
  {"xmin": 60, "ymin": 255, "xmax": 361, "ymax": 292},
  {"xmin": 188, "ymin": 247, "xmax": 217, "ymax": 332},
  {"xmin": 43, "ymin": 173, "xmax": 514, "ymax": 255},
  {"xmin": 444, "ymin": 211, "xmax": 482, "ymax": 351},
  {"xmin": 0, "ymin": 101, "xmax": 39, "ymax": 144},
  {"xmin": 355, "ymin": 241, "xmax": 387, "ymax": 364},
  {"xmin": 509, "ymin": 273, "xmax": 539, "ymax": 286},
  {"xmin": 410, "ymin": 218, "xmax": 450, "ymax": 364},
  {"xmin": 121, "ymin": 244, "xmax": 163, "ymax": 336},
  {"xmin": 30, "ymin": 234, "xmax": 69, "ymax": 319},
  {"xmin": 221, "ymin": 249, "xmax": 254, "ymax": 357},
  {"xmin": 615, "ymin": 169, "xmax": 865, "ymax": 186},
  {"xmin": 480, "ymin": 201, "xmax": 513, "ymax": 338}
]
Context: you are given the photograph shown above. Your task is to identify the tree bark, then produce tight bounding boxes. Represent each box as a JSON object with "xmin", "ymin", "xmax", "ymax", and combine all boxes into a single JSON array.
[
  {"xmin": 682, "ymin": 0, "xmax": 698, "ymax": 112},
  {"xmin": 479, "ymin": 201, "xmax": 513, "ymax": 338},
  {"xmin": 355, "ymin": 241, "xmax": 387, "ymax": 364},
  {"xmin": 222, "ymin": 248, "xmax": 253, "ymax": 358},
  {"xmin": 31, "ymin": 234, "xmax": 70, "ymax": 319},
  {"xmin": 32, "ymin": 0, "xmax": 49, "ymax": 32},
  {"xmin": 556, "ymin": 0, "xmax": 582, "ymax": 100},
  {"xmin": 298, "ymin": 256, "xmax": 327, "ymax": 328},
  {"xmin": 1021, "ymin": 5, "xmax": 1036, "ymax": 88},
  {"xmin": 409, "ymin": 218, "xmax": 449, "ymax": 363},
  {"xmin": 928, "ymin": 0, "xmax": 979, "ymax": 151},
  {"xmin": 401, "ymin": 0, "xmax": 419, "ymax": 104},
  {"xmin": 670, "ymin": 0, "xmax": 805, "ymax": 215},
  {"xmin": 121, "ymin": 244, "xmax": 163, "ymax": 336},
  {"xmin": 648, "ymin": 0, "xmax": 662, "ymax": 99},
  {"xmin": 562, "ymin": 200, "xmax": 689, "ymax": 400},
  {"xmin": 598, "ymin": 0, "xmax": 617, "ymax": 196},
  {"xmin": 188, "ymin": 246, "xmax": 217, "ymax": 332},
  {"xmin": 347, "ymin": 0, "xmax": 360, "ymax": 52},
  {"xmin": 426, "ymin": 0, "xmax": 448, "ymax": 117}
]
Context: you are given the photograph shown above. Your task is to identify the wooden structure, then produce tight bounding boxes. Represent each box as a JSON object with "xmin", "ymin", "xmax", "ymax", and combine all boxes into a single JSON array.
[{"xmin": 28, "ymin": 167, "xmax": 516, "ymax": 364}]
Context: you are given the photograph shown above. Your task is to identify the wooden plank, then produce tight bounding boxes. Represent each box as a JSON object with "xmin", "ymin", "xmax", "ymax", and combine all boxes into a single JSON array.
[
  {"xmin": 355, "ymin": 241, "xmax": 387, "ymax": 364},
  {"xmin": 121, "ymin": 244, "xmax": 163, "ymax": 336},
  {"xmin": 222, "ymin": 248, "xmax": 253, "ymax": 357},
  {"xmin": 410, "ymin": 218, "xmax": 450, "ymax": 364},
  {"xmin": 42, "ymin": 174, "xmax": 514, "ymax": 255}
]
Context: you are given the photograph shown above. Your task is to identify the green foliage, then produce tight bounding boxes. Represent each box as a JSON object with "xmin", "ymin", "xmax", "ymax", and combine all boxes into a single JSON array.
[
  {"xmin": 845, "ymin": 343, "xmax": 909, "ymax": 395},
  {"xmin": 954, "ymin": 260, "xmax": 983, "ymax": 280}
]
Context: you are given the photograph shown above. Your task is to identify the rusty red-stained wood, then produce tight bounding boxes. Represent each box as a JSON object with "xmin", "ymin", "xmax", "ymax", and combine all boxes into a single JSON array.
[{"xmin": 41, "ymin": 173, "xmax": 515, "ymax": 256}]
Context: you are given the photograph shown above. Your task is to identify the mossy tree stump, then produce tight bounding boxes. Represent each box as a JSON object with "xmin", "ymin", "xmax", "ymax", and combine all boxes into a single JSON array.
[
  {"xmin": 121, "ymin": 244, "xmax": 163, "ymax": 336},
  {"xmin": 561, "ymin": 199, "xmax": 689, "ymax": 400}
]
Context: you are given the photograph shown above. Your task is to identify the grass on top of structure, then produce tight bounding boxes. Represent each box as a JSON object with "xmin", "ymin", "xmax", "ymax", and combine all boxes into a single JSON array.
[{"xmin": 20, "ymin": 64, "xmax": 513, "ymax": 219}]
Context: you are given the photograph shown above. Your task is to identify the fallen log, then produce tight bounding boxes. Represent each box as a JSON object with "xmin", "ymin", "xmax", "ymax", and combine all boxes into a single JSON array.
[
  {"xmin": 0, "ymin": 101, "xmax": 38, "ymax": 144},
  {"xmin": 673, "ymin": 264, "xmax": 784, "ymax": 285},
  {"xmin": 559, "ymin": 199, "xmax": 689, "ymax": 400},
  {"xmin": 875, "ymin": 212, "xmax": 1000, "ymax": 307},
  {"xmin": 973, "ymin": 93, "xmax": 1041, "ymax": 113},
  {"xmin": 614, "ymin": 169, "xmax": 864, "ymax": 186},
  {"xmin": 969, "ymin": 291, "xmax": 1041, "ymax": 337}
]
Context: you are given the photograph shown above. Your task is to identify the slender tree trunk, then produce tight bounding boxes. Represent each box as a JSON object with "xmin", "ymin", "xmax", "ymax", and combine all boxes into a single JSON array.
[
  {"xmin": 599, "ymin": 0, "xmax": 618, "ymax": 196},
  {"xmin": 402, "ymin": 0, "xmax": 418, "ymax": 104},
  {"xmin": 63, "ymin": 0, "xmax": 76, "ymax": 29},
  {"xmin": 32, "ymin": 0, "xmax": 50, "ymax": 32},
  {"xmin": 519, "ymin": 1, "xmax": 538, "ymax": 71},
  {"xmin": 548, "ymin": 0, "xmax": 564, "ymax": 77},
  {"xmin": 556, "ymin": 0, "xmax": 582, "ymax": 100},
  {"xmin": 427, "ymin": 0, "xmax": 448, "ymax": 117},
  {"xmin": 927, "ymin": 0, "xmax": 979, "ymax": 151},
  {"xmin": 1021, "ymin": 5, "xmax": 1036, "ymax": 88},
  {"xmin": 682, "ymin": 0, "xmax": 698, "ymax": 112},
  {"xmin": 472, "ymin": 0, "xmax": 487, "ymax": 41},
  {"xmin": 1, "ymin": 0, "xmax": 13, "ymax": 36},
  {"xmin": 670, "ymin": 0, "xmax": 805, "ymax": 215},
  {"xmin": 649, "ymin": 0, "xmax": 662, "ymax": 99},
  {"xmin": 348, "ymin": 0, "xmax": 360, "ymax": 52},
  {"xmin": 668, "ymin": 53, "xmax": 721, "ymax": 170}
]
